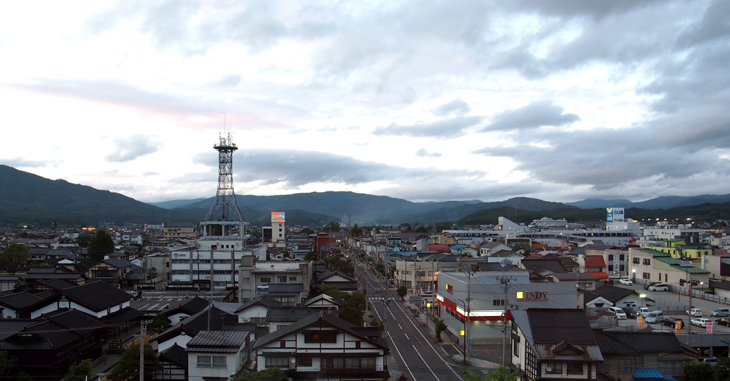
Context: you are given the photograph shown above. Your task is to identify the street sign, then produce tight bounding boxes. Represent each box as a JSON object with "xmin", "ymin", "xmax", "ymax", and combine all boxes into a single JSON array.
[
  {"xmin": 707, "ymin": 322, "xmax": 713, "ymax": 335},
  {"xmin": 467, "ymin": 339, "xmax": 472, "ymax": 345},
  {"xmin": 637, "ymin": 316, "xmax": 644, "ymax": 329}
]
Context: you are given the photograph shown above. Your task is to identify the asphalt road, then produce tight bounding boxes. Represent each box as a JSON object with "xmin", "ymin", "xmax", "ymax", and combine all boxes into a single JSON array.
[{"xmin": 355, "ymin": 259, "xmax": 485, "ymax": 381}]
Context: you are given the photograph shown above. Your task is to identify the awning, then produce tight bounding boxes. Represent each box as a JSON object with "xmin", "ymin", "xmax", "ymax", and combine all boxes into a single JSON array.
[{"xmin": 590, "ymin": 272, "xmax": 609, "ymax": 279}]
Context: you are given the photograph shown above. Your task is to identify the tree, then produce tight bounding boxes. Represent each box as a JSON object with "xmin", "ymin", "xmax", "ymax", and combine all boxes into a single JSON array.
[
  {"xmin": 304, "ymin": 251, "xmax": 317, "ymax": 261},
  {"xmin": 397, "ymin": 285, "xmax": 408, "ymax": 299},
  {"xmin": 435, "ymin": 320, "xmax": 447, "ymax": 339},
  {"xmin": 463, "ymin": 366, "xmax": 517, "ymax": 381},
  {"xmin": 715, "ymin": 357, "xmax": 730, "ymax": 381},
  {"xmin": 300, "ymin": 227, "xmax": 314, "ymax": 235},
  {"xmin": 232, "ymin": 367, "xmax": 287, "ymax": 381},
  {"xmin": 338, "ymin": 306, "xmax": 363, "ymax": 326},
  {"xmin": 322, "ymin": 221, "xmax": 340, "ymax": 232},
  {"xmin": 0, "ymin": 243, "xmax": 30, "ymax": 275},
  {"xmin": 108, "ymin": 344, "xmax": 161, "ymax": 381},
  {"xmin": 350, "ymin": 224, "xmax": 363, "ymax": 237},
  {"xmin": 63, "ymin": 359, "xmax": 93, "ymax": 381},
  {"xmin": 684, "ymin": 362, "xmax": 713, "ymax": 381},
  {"xmin": 87, "ymin": 230, "xmax": 115, "ymax": 262},
  {"xmin": 75, "ymin": 234, "xmax": 92, "ymax": 247},
  {"xmin": 146, "ymin": 313, "xmax": 171, "ymax": 336},
  {"xmin": 0, "ymin": 346, "xmax": 16, "ymax": 377}
]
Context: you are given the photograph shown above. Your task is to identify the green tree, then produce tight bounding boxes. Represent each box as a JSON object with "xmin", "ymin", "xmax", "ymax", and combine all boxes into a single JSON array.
[
  {"xmin": 300, "ymin": 227, "xmax": 314, "ymax": 235},
  {"xmin": 715, "ymin": 357, "xmax": 730, "ymax": 381},
  {"xmin": 463, "ymin": 366, "xmax": 517, "ymax": 381},
  {"xmin": 75, "ymin": 234, "xmax": 92, "ymax": 247},
  {"xmin": 435, "ymin": 320, "xmax": 447, "ymax": 339},
  {"xmin": 350, "ymin": 224, "xmax": 363, "ymax": 237},
  {"xmin": 87, "ymin": 230, "xmax": 115, "ymax": 262},
  {"xmin": 232, "ymin": 367, "xmax": 287, "ymax": 381},
  {"xmin": 108, "ymin": 344, "xmax": 161, "ymax": 381},
  {"xmin": 338, "ymin": 306, "xmax": 363, "ymax": 326},
  {"xmin": 684, "ymin": 362, "xmax": 713, "ymax": 381},
  {"xmin": 323, "ymin": 221, "xmax": 340, "ymax": 232},
  {"xmin": 304, "ymin": 251, "xmax": 317, "ymax": 261},
  {"xmin": 146, "ymin": 313, "xmax": 171, "ymax": 336},
  {"xmin": 0, "ymin": 243, "xmax": 30, "ymax": 275},
  {"xmin": 0, "ymin": 346, "xmax": 16, "ymax": 377},
  {"xmin": 397, "ymin": 285, "xmax": 408, "ymax": 299},
  {"xmin": 318, "ymin": 285, "xmax": 346, "ymax": 299},
  {"xmin": 63, "ymin": 359, "xmax": 93, "ymax": 381}
]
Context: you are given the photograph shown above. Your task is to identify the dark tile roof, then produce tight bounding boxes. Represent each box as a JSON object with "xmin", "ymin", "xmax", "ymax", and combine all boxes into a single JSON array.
[
  {"xmin": 162, "ymin": 296, "xmax": 211, "ymax": 316},
  {"xmin": 267, "ymin": 283, "xmax": 304, "ymax": 295},
  {"xmin": 102, "ymin": 306, "xmax": 144, "ymax": 324},
  {"xmin": 315, "ymin": 270, "xmax": 355, "ymax": 282},
  {"xmin": 99, "ymin": 258, "xmax": 133, "ymax": 269},
  {"xmin": 62, "ymin": 281, "xmax": 133, "ymax": 312},
  {"xmin": 185, "ymin": 331, "xmax": 249, "ymax": 353},
  {"xmin": 527, "ymin": 309, "xmax": 597, "ymax": 345},
  {"xmin": 36, "ymin": 279, "xmax": 79, "ymax": 290},
  {"xmin": 0, "ymin": 291, "xmax": 57, "ymax": 311},
  {"xmin": 521, "ymin": 259, "xmax": 568, "ymax": 274},
  {"xmin": 478, "ymin": 263, "xmax": 517, "ymax": 272},
  {"xmin": 156, "ymin": 306, "xmax": 238, "ymax": 344},
  {"xmin": 235, "ymin": 295, "xmax": 283, "ymax": 313},
  {"xmin": 266, "ymin": 307, "xmax": 319, "ymax": 322},
  {"xmin": 159, "ymin": 343, "xmax": 188, "ymax": 368},
  {"xmin": 587, "ymin": 285, "xmax": 637, "ymax": 303},
  {"xmin": 593, "ymin": 330, "xmax": 683, "ymax": 355},
  {"xmin": 0, "ymin": 320, "xmax": 36, "ymax": 340}
]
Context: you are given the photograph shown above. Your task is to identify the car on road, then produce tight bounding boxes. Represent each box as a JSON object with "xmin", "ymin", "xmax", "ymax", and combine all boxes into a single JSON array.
[
  {"xmin": 648, "ymin": 283, "xmax": 670, "ymax": 291},
  {"xmin": 716, "ymin": 318, "xmax": 730, "ymax": 327},
  {"xmin": 686, "ymin": 308, "xmax": 703, "ymax": 317},
  {"xmin": 639, "ymin": 307, "xmax": 652, "ymax": 317},
  {"xmin": 609, "ymin": 306, "xmax": 627, "ymax": 320},
  {"xmin": 711, "ymin": 308, "xmax": 730, "ymax": 317},
  {"xmin": 623, "ymin": 307, "xmax": 639, "ymax": 319},
  {"xmin": 619, "ymin": 279, "xmax": 633, "ymax": 286},
  {"xmin": 691, "ymin": 317, "xmax": 715, "ymax": 328},
  {"xmin": 661, "ymin": 317, "xmax": 685, "ymax": 328},
  {"xmin": 645, "ymin": 310, "xmax": 665, "ymax": 323}
]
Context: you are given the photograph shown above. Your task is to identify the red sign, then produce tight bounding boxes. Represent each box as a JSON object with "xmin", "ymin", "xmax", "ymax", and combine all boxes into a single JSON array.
[{"xmin": 707, "ymin": 322, "xmax": 713, "ymax": 335}]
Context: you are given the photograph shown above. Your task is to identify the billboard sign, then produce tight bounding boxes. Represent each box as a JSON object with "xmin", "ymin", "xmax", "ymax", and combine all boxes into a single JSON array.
[
  {"xmin": 607, "ymin": 207, "xmax": 625, "ymax": 223},
  {"xmin": 271, "ymin": 211, "xmax": 285, "ymax": 223}
]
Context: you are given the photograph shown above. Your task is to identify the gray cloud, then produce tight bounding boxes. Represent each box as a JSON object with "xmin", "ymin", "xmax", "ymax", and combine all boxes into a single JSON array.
[
  {"xmin": 415, "ymin": 148, "xmax": 442, "ymax": 158},
  {"xmin": 106, "ymin": 135, "xmax": 163, "ymax": 162},
  {"xmin": 434, "ymin": 99, "xmax": 471, "ymax": 117},
  {"xmin": 484, "ymin": 100, "xmax": 580, "ymax": 131},
  {"xmin": 676, "ymin": 0, "xmax": 730, "ymax": 48},
  {"xmin": 373, "ymin": 116, "xmax": 483, "ymax": 138}
]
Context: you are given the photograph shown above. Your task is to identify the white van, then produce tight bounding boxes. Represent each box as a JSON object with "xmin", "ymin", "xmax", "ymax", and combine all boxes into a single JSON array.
[
  {"xmin": 645, "ymin": 310, "xmax": 665, "ymax": 323},
  {"xmin": 609, "ymin": 306, "xmax": 627, "ymax": 320}
]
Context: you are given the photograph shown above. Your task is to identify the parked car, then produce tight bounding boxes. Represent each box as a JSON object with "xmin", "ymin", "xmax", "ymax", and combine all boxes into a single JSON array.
[
  {"xmin": 639, "ymin": 307, "xmax": 652, "ymax": 317},
  {"xmin": 645, "ymin": 310, "xmax": 665, "ymax": 323},
  {"xmin": 711, "ymin": 308, "xmax": 730, "ymax": 317},
  {"xmin": 609, "ymin": 306, "xmax": 627, "ymax": 320},
  {"xmin": 623, "ymin": 307, "xmax": 639, "ymax": 319},
  {"xmin": 716, "ymin": 318, "xmax": 730, "ymax": 327},
  {"xmin": 648, "ymin": 283, "xmax": 670, "ymax": 291},
  {"xmin": 645, "ymin": 282, "xmax": 661, "ymax": 290},
  {"xmin": 662, "ymin": 317, "xmax": 685, "ymax": 328},
  {"xmin": 685, "ymin": 308, "xmax": 703, "ymax": 317},
  {"xmin": 619, "ymin": 279, "xmax": 633, "ymax": 286},
  {"xmin": 691, "ymin": 317, "xmax": 715, "ymax": 328}
]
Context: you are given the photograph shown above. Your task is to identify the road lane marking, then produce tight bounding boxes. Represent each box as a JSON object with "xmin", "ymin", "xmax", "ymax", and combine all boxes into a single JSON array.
[
  {"xmin": 413, "ymin": 344, "xmax": 439, "ymax": 380},
  {"xmin": 405, "ymin": 334, "xmax": 409, "ymax": 340}
]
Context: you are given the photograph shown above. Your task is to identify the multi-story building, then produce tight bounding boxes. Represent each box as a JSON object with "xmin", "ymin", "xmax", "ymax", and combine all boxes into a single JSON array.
[
  {"xmin": 163, "ymin": 223, "xmax": 197, "ymax": 240},
  {"xmin": 628, "ymin": 247, "xmax": 710, "ymax": 286},
  {"xmin": 237, "ymin": 256, "xmax": 313, "ymax": 303}
]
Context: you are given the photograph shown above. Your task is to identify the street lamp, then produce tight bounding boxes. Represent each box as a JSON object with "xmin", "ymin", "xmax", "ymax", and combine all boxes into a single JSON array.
[{"xmin": 456, "ymin": 298, "xmax": 468, "ymax": 360}]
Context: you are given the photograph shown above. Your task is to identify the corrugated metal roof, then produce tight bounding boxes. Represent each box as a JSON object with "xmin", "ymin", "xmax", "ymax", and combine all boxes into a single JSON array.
[{"xmin": 185, "ymin": 330, "xmax": 249, "ymax": 352}]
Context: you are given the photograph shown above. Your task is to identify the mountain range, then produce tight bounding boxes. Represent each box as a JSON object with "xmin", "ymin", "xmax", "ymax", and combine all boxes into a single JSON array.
[{"xmin": 1, "ymin": 164, "xmax": 729, "ymax": 228}]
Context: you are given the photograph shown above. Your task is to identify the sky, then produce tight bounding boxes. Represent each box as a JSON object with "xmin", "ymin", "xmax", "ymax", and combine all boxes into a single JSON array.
[{"xmin": 1, "ymin": 0, "xmax": 729, "ymax": 204}]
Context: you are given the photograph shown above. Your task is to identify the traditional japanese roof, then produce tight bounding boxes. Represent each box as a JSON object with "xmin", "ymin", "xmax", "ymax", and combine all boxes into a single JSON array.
[
  {"xmin": 162, "ymin": 296, "xmax": 211, "ymax": 316},
  {"xmin": 234, "ymin": 295, "xmax": 283, "ymax": 313},
  {"xmin": 304, "ymin": 293, "xmax": 345, "ymax": 308},
  {"xmin": 185, "ymin": 330, "xmax": 249, "ymax": 353},
  {"xmin": 593, "ymin": 330, "xmax": 683, "ymax": 355},
  {"xmin": 586, "ymin": 284, "xmax": 644, "ymax": 304},
  {"xmin": 102, "ymin": 306, "xmax": 144, "ymax": 325},
  {"xmin": 266, "ymin": 307, "xmax": 319, "ymax": 322},
  {"xmin": 0, "ymin": 290, "xmax": 57, "ymax": 311},
  {"xmin": 267, "ymin": 283, "xmax": 304, "ymax": 295},
  {"xmin": 253, "ymin": 311, "xmax": 388, "ymax": 351},
  {"xmin": 159, "ymin": 343, "xmax": 189, "ymax": 368},
  {"xmin": 62, "ymin": 281, "xmax": 132, "ymax": 312}
]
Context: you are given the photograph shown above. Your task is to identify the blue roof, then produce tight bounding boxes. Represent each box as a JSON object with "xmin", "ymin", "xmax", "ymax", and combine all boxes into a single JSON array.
[
  {"xmin": 449, "ymin": 244, "xmax": 466, "ymax": 249},
  {"xmin": 633, "ymin": 368, "xmax": 677, "ymax": 380}
]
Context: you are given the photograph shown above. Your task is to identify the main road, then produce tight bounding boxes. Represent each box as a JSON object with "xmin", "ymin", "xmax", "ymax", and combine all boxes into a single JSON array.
[{"xmin": 354, "ymin": 258, "xmax": 481, "ymax": 381}]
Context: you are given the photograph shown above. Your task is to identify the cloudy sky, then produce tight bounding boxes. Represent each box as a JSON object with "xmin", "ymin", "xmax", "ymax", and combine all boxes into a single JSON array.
[{"xmin": 1, "ymin": 0, "xmax": 729, "ymax": 204}]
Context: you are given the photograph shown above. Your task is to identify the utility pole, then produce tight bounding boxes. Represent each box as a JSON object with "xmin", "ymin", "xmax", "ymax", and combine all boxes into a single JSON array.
[
  {"xmin": 500, "ymin": 277, "xmax": 516, "ymax": 366},
  {"xmin": 688, "ymin": 280, "xmax": 693, "ymax": 343},
  {"xmin": 140, "ymin": 320, "xmax": 147, "ymax": 381}
]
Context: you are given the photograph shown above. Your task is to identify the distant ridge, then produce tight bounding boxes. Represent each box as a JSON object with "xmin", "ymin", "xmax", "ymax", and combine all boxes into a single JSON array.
[{"xmin": 566, "ymin": 194, "xmax": 730, "ymax": 210}]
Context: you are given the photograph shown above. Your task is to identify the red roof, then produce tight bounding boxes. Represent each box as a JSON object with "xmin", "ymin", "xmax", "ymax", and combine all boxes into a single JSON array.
[
  {"xmin": 427, "ymin": 244, "xmax": 451, "ymax": 253},
  {"xmin": 589, "ymin": 272, "xmax": 609, "ymax": 279},
  {"xmin": 585, "ymin": 255, "xmax": 606, "ymax": 268}
]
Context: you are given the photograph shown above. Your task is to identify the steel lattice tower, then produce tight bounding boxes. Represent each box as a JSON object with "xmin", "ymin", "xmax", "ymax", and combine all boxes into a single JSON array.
[{"xmin": 201, "ymin": 133, "xmax": 245, "ymax": 239}]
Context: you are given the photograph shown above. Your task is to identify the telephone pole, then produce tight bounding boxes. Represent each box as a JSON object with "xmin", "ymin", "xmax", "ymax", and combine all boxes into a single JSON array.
[{"xmin": 500, "ymin": 276, "xmax": 517, "ymax": 366}]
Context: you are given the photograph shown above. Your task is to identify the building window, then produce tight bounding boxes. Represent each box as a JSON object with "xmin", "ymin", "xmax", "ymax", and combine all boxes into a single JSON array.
[
  {"xmin": 633, "ymin": 258, "xmax": 640, "ymax": 264},
  {"xmin": 298, "ymin": 357, "xmax": 312, "ymax": 367},
  {"xmin": 513, "ymin": 338, "xmax": 519, "ymax": 356},
  {"xmin": 289, "ymin": 276, "xmax": 297, "ymax": 282},
  {"xmin": 643, "ymin": 272, "xmax": 650, "ymax": 279},
  {"xmin": 608, "ymin": 265, "xmax": 614, "ymax": 271},
  {"xmin": 545, "ymin": 362, "xmax": 562, "ymax": 374},
  {"xmin": 197, "ymin": 355, "xmax": 226, "ymax": 368},
  {"xmin": 620, "ymin": 254, "xmax": 625, "ymax": 260},
  {"xmin": 265, "ymin": 357, "xmax": 288, "ymax": 368},
  {"xmin": 618, "ymin": 358, "xmax": 634, "ymax": 373},
  {"xmin": 643, "ymin": 259, "xmax": 651, "ymax": 265},
  {"xmin": 260, "ymin": 277, "xmax": 271, "ymax": 283},
  {"xmin": 278, "ymin": 276, "xmax": 287, "ymax": 283},
  {"xmin": 619, "ymin": 264, "xmax": 625, "ymax": 271},
  {"xmin": 493, "ymin": 299, "xmax": 506, "ymax": 306},
  {"xmin": 567, "ymin": 363, "xmax": 583, "ymax": 375},
  {"xmin": 242, "ymin": 278, "xmax": 250, "ymax": 284}
]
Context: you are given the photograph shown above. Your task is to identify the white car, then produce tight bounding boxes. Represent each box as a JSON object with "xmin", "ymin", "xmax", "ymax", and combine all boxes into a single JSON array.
[
  {"xmin": 619, "ymin": 279, "xmax": 633, "ymax": 286},
  {"xmin": 609, "ymin": 307, "xmax": 627, "ymax": 320},
  {"xmin": 648, "ymin": 283, "xmax": 670, "ymax": 291},
  {"xmin": 686, "ymin": 308, "xmax": 702, "ymax": 317},
  {"xmin": 691, "ymin": 317, "xmax": 714, "ymax": 328}
]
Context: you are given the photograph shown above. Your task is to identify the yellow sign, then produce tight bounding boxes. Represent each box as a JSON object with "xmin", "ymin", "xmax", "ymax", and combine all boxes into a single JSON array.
[
  {"xmin": 516, "ymin": 291, "xmax": 524, "ymax": 299},
  {"xmin": 637, "ymin": 316, "xmax": 644, "ymax": 329},
  {"xmin": 460, "ymin": 330, "xmax": 465, "ymax": 336},
  {"xmin": 426, "ymin": 302, "xmax": 432, "ymax": 308}
]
